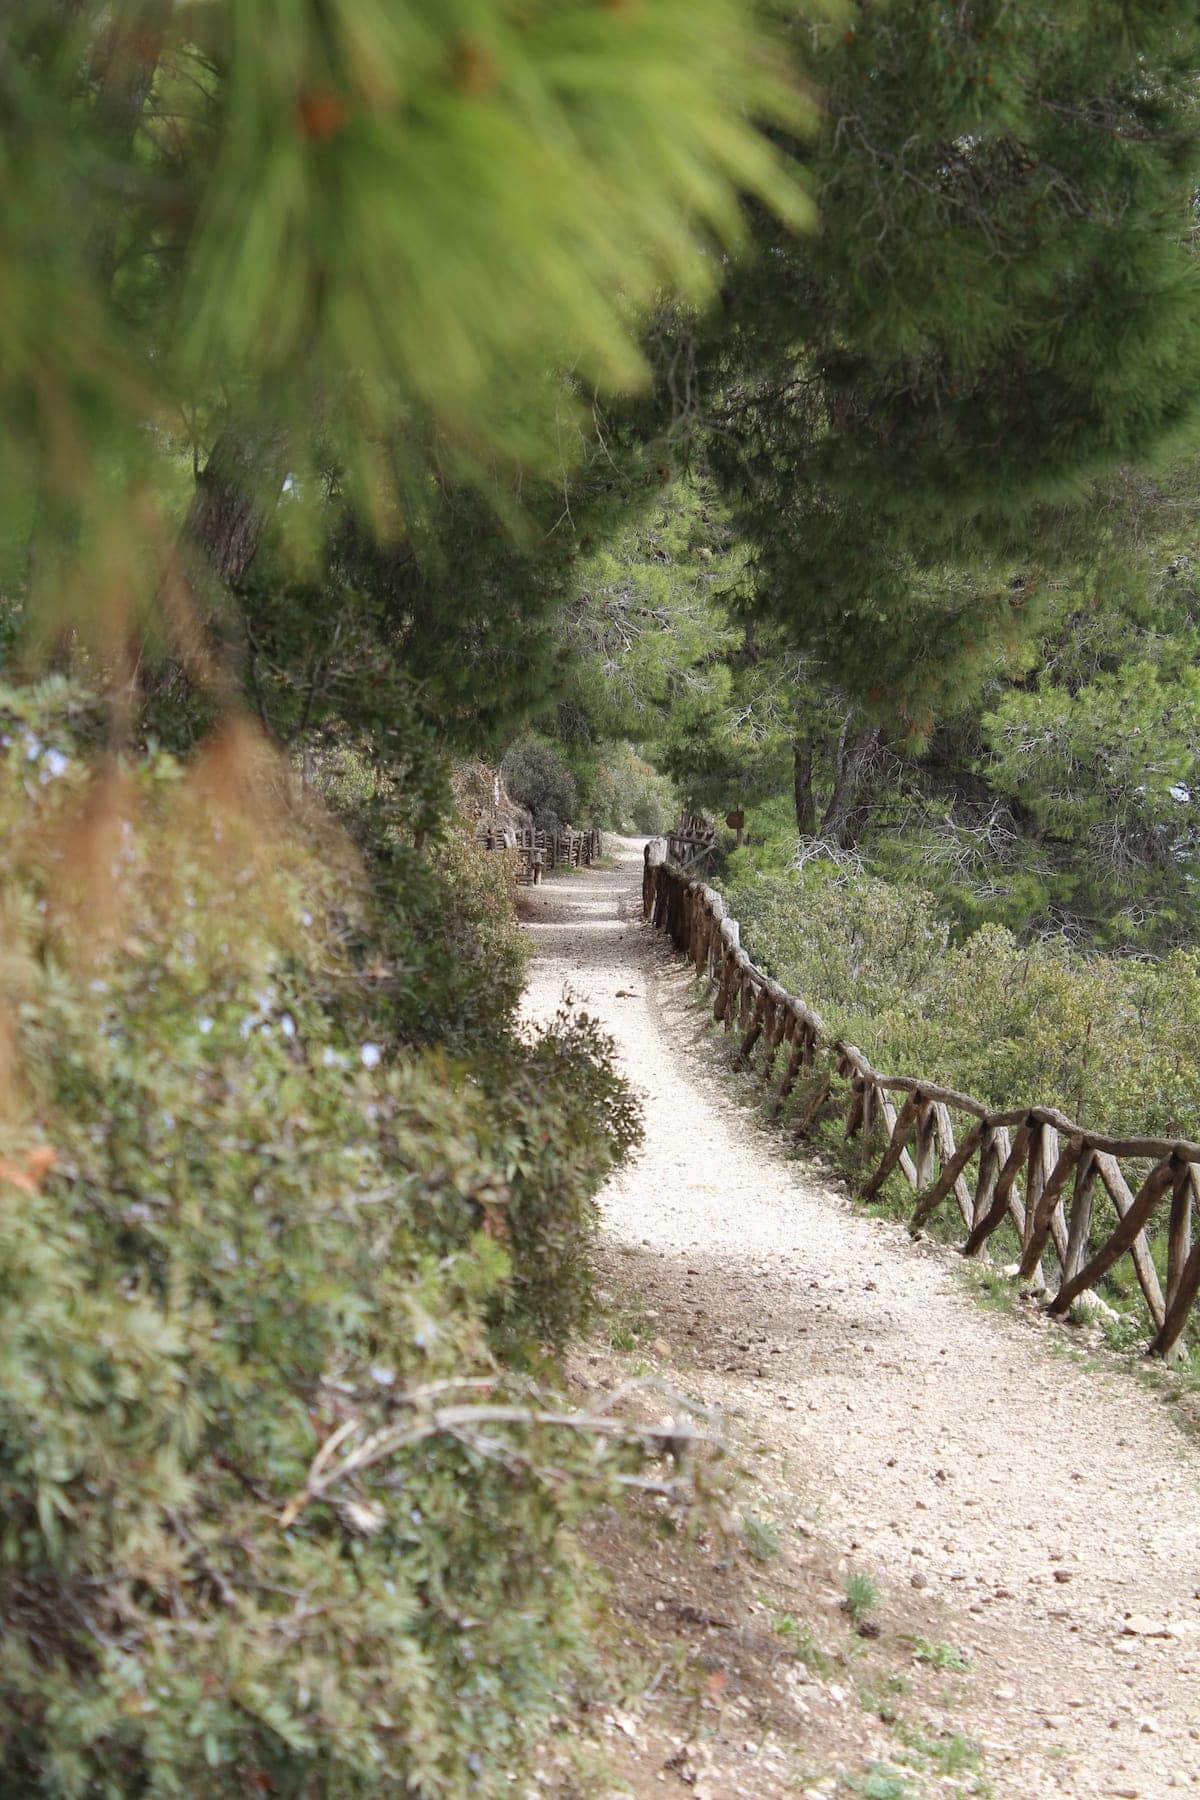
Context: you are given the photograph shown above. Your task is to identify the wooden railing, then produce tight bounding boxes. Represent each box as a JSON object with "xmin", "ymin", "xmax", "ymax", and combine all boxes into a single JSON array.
[
  {"xmin": 667, "ymin": 810, "xmax": 717, "ymax": 869},
  {"xmin": 643, "ymin": 844, "xmax": 1200, "ymax": 1361},
  {"xmin": 476, "ymin": 822, "xmax": 602, "ymax": 884}
]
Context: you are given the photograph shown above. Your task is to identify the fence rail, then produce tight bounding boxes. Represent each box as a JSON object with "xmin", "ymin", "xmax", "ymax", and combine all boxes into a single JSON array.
[
  {"xmin": 643, "ymin": 843, "xmax": 1200, "ymax": 1361},
  {"xmin": 666, "ymin": 810, "xmax": 717, "ymax": 870},
  {"xmin": 477, "ymin": 822, "xmax": 602, "ymax": 884}
]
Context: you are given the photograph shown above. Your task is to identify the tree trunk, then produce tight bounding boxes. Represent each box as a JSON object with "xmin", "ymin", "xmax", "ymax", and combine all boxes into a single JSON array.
[
  {"xmin": 147, "ymin": 419, "xmax": 289, "ymax": 707},
  {"xmin": 88, "ymin": 9, "xmax": 167, "ymax": 283},
  {"xmin": 93, "ymin": 12, "xmax": 163, "ymax": 146},
  {"xmin": 185, "ymin": 420, "xmax": 289, "ymax": 588},
  {"xmin": 792, "ymin": 736, "xmax": 817, "ymax": 836},
  {"xmin": 821, "ymin": 721, "xmax": 880, "ymax": 847}
]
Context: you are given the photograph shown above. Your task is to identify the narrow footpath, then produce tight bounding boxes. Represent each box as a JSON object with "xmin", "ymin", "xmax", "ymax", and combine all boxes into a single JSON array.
[{"xmin": 521, "ymin": 839, "xmax": 1200, "ymax": 1800}]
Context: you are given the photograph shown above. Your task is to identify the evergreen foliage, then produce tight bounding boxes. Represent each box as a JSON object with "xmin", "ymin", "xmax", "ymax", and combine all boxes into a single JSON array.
[
  {"xmin": 656, "ymin": 448, "xmax": 1200, "ymax": 949},
  {"xmin": 586, "ymin": 743, "xmax": 678, "ymax": 837},
  {"xmin": 496, "ymin": 478, "xmax": 741, "ymax": 825},
  {"xmin": 677, "ymin": 1, "xmax": 1200, "ymax": 706},
  {"xmin": 321, "ymin": 749, "xmax": 531, "ymax": 1051},
  {"xmin": 1, "ymin": 0, "xmax": 807, "ymax": 657},
  {"xmin": 500, "ymin": 737, "xmax": 578, "ymax": 832},
  {"xmin": 550, "ymin": 482, "xmax": 742, "ymax": 750}
]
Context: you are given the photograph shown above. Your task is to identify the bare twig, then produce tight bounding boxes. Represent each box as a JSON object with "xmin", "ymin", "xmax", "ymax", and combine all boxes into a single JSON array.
[{"xmin": 279, "ymin": 1384, "xmax": 717, "ymax": 1528}]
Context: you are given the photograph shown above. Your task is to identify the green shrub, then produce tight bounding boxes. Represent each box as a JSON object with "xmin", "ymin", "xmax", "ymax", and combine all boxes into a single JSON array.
[
  {"xmin": 723, "ymin": 861, "xmax": 1200, "ymax": 1140},
  {"xmin": 0, "ymin": 689, "xmax": 642, "ymax": 1796},
  {"xmin": 311, "ymin": 746, "xmax": 528, "ymax": 1054},
  {"xmin": 587, "ymin": 744, "xmax": 677, "ymax": 835},
  {"xmin": 500, "ymin": 737, "xmax": 578, "ymax": 830},
  {"xmin": 478, "ymin": 1010, "xmax": 643, "ymax": 1348},
  {"xmin": 843, "ymin": 1570, "xmax": 879, "ymax": 1625},
  {"xmin": 347, "ymin": 807, "xmax": 529, "ymax": 1053}
]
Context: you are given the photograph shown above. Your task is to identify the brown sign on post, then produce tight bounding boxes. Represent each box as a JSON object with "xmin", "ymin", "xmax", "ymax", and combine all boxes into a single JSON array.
[{"xmin": 725, "ymin": 809, "xmax": 745, "ymax": 831}]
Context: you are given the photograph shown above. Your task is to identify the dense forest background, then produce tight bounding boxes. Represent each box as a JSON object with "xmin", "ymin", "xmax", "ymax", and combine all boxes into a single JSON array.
[{"xmin": 5, "ymin": 1, "xmax": 1200, "ymax": 1793}]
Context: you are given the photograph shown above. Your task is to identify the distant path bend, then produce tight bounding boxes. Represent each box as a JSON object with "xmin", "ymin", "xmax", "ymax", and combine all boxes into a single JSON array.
[{"xmin": 521, "ymin": 837, "xmax": 1200, "ymax": 1800}]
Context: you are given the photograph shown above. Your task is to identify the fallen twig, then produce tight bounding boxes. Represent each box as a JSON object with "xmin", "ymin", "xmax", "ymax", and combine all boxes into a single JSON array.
[{"xmin": 278, "ymin": 1382, "xmax": 717, "ymax": 1528}]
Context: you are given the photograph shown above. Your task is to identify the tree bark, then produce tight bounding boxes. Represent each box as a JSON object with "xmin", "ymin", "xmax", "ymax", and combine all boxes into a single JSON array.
[
  {"xmin": 86, "ymin": 6, "xmax": 168, "ymax": 283},
  {"xmin": 93, "ymin": 10, "xmax": 163, "ymax": 147},
  {"xmin": 185, "ymin": 420, "xmax": 289, "ymax": 588},
  {"xmin": 792, "ymin": 735, "xmax": 817, "ymax": 835},
  {"xmin": 147, "ymin": 419, "xmax": 289, "ymax": 707},
  {"xmin": 821, "ymin": 721, "xmax": 880, "ymax": 847}
]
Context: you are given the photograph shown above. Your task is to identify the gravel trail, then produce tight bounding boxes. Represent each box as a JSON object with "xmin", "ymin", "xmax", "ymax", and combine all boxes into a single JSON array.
[{"xmin": 522, "ymin": 839, "xmax": 1200, "ymax": 1799}]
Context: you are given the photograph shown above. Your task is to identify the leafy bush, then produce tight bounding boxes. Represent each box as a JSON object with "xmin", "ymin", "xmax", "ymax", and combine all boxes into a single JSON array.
[
  {"xmin": 587, "ymin": 743, "xmax": 678, "ymax": 835},
  {"xmin": 723, "ymin": 861, "xmax": 1200, "ymax": 1140},
  {"xmin": 481, "ymin": 1010, "xmax": 643, "ymax": 1347},
  {"xmin": 0, "ymin": 688, "xmax": 642, "ymax": 1796},
  {"xmin": 500, "ymin": 736, "xmax": 578, "ymax": 830},
  {"xmin": 337, "ymin": 793, "xmax": 530, "ymax": 1053},
  {"xmin": 302, "ymin": 734, "xmax": 527, "ymax": 1053}
]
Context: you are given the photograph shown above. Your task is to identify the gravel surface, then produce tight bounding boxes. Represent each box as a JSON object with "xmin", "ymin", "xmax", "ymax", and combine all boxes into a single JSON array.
[{"xmin": 522, "ymin": 839, "xmax": 1200, "ymax": 1799}]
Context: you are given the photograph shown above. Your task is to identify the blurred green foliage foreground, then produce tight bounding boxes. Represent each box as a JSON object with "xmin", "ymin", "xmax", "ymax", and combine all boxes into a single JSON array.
[{"xmin": 0, "ymin": 2, "xmax": 802, "ymax": 1791}]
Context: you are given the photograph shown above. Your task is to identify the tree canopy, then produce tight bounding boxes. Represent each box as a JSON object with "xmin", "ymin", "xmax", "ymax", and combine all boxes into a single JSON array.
[
  {"xmin": 667, "ymin": 0, "xmax": 1200, "ymax": 710},
  {"xmin": 2, "ymin": 0, "xmax": 807, "ymax": 673}
]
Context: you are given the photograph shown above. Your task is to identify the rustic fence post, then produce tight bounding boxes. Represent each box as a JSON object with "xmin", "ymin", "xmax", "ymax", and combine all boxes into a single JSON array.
[
  {"xmin": 1166, "ymin": 1161, "xmax": 1195, "ymax": 1313},
  {"xmin": 772, "ymin": 1008, "xmax": 807, "ymax": 1118},
  {"xmin": 736, "ymin": 983, "xmax": 768, "ymax": 1066},
  {"xmin": 1091, "ymin": 1155, "xmax": 1167, "ymax": 1329},
  {"xmin": 713, "ymin": 922, "xmax": 740, "ymax": 1024},
  {"xmin": 1153, "ymin": 1232, "xmax": 1200, "ymax": 1361},
  {"xmin": 1061, "ymin": 1146, "xmax": 1097, "ymax": 1284},
  {"xmin": 909, "ymin": 1117, "xmax": 986, "ymax": 1234},
  {"xmin": 962, "ymin": 1119, "xmax": 1034, "ymax": 1257},
  {"xmin": 1048, "ymin": 1156, "xmax": 1178, "ymax": 1321},
  {"xmin": 861, "ymin": 1093, "xmax": 922, "ymax": 1200},
  {"xmin": 913, "ymin": 1101, "xmax": 937, "ymax": 1188},
  {"xmin": 643, "ymin": 838, "xmax": 665, "ymax": 921},
  {"xmin": 1017, "ymin": 1132, "xmax": 1082, "ymax": 1281}
]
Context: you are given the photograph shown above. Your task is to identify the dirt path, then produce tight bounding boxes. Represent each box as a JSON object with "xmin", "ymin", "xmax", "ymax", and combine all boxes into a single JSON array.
[{"xmin": 522, "ymin": 840, "xmax": 1200, "ymax": 1800}]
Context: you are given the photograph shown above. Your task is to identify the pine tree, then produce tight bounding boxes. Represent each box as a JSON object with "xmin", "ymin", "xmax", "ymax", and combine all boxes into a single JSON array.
[
  {"xmin": 0, "ymin": 0, "xmax": 806, "ymax": 669},
  {"xmin": 676, "ymin": 1, "xmax": 1200, "ymax": 710}
]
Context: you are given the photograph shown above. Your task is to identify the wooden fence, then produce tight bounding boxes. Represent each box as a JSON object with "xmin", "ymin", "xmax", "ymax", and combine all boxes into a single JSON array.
[
  {"xmin": 477, "ymin": 822, "xmax": 602, "ymax": 884},
  {"xmin": 643, "ymin": 842, "xmax": 1200, "ymax": 1361},
  {"xmin": 667, "ymin": 810, "xmax": 717, "ymax": 870}
]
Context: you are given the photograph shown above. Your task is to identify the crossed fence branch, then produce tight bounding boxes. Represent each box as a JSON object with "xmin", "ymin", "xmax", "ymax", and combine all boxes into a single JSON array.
[
  {"xmin": 476, "ymin": 823, "xmax": 602, "ymax": 884},
  {"xmin": 644, "ymin": 840, "xmax": 1200, "ymax": 1362}
]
